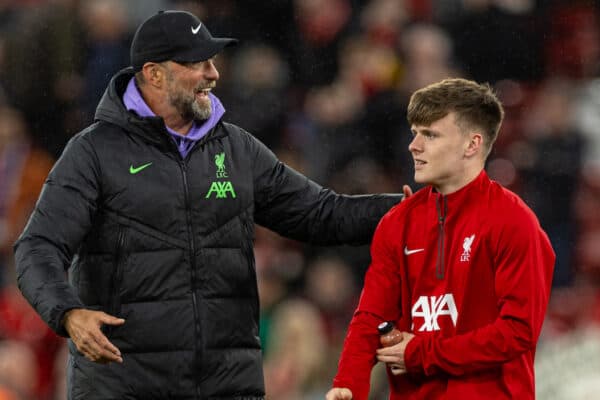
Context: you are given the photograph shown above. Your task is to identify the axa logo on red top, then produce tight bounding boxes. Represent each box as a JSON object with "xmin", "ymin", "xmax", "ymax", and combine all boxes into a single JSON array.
[{"xmin": 411, "ymin": 294, "xmax": 458, "ymax": 332}]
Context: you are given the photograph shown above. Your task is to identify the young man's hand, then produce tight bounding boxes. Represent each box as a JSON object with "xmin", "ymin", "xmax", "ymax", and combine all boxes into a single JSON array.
[
  {"xmin": 325, "ymin": 387, "xmax": 353, "ymax": 399},
  {"xmin": 63, "ymin": 308, "xmax": 125, "ymax": 364},
  {"xmin": 376, "ymin": 331, "xmax": 415, "ymax": 375}
]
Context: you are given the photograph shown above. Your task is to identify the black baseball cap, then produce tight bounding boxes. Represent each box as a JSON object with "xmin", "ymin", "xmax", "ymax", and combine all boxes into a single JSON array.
[{"xmin": 130, "ymin": 10, "xmax": 238, "ymax": 71}]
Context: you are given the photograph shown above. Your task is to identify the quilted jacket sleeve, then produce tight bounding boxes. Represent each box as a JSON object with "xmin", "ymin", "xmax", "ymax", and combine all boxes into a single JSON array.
[
  {"xmin": 248, "ymin": 132, "xmax": 402, "ymax": 245},
  {"xmin": 14, "ymin": 132, "xmax": 100, "ymax": 337}
]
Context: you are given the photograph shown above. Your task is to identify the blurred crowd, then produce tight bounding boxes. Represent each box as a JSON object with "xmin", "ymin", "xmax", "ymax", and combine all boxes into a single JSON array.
[{"xmin": 0, "ymin": 0, "xmax": 599, "ymax": 399}]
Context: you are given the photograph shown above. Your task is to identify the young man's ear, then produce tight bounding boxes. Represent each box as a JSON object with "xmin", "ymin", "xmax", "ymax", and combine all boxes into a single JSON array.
[{"xmin": 464, "ymin": 133, "xmax": 483, "ymax": 158}]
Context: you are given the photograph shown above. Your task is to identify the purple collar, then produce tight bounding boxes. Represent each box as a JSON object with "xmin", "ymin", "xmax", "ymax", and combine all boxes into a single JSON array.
[{"xmin": 122, "ymin": 77, "xmax": 225, "ymax": 157}]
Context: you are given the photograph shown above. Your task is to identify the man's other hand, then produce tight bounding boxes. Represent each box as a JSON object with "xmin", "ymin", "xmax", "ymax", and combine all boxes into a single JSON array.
[
  {"xmin": 402, "ymin": 185, "xmax": 413, "ymax": 201},
  {"xmin": 326, "ymin": 388, "xmax": 353, "ymax": 400},
  {"xmin": 63, "ymin": 308, "xmax": 125, "ymax": 364}
]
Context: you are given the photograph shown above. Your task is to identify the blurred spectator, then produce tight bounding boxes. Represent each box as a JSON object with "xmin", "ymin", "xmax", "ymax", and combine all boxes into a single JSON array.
[
  {"xmin": 304, "ymin": 256, "xmax": 357, "ymax": 345},
  {"xmin": 0, "ymin": 387, "xmax": 21, "ymax": 400},
  {"xmin": 574, "ymin": 78, "xmax": 600, "ymax": 169},
  {"xmin": 0, "ymin": 105, "xmax": 62, "ymax": 398},
  {"xmin": 79, "ymin": 0, "xmax": 130, "ymax": 122},
  {"xmin": 0, "ymin": 105, "xmax": 54, "ymax": 283},
  {"xmin": 286, "ymin": 0, "xmax": 354, "ymax": 86},
  {"xmin": 0, "ymin": 2, "xmax": 23, "ymax": 100},
  {"xmin": 577, "ymin": 230, "xmax": 600, "ymax": 287},
  {"xmin": 0, "ymin": 286, "xmax": 64, "ymax": 400},
  {"xmin": 574, "ymin": 170, "xmax": 600, "ymax": 292},
  {"xmin": 2, "ymin": 0, "xmax": 86, "ymax": 158},
  {"xmin": 218, "ymin": 44, "xmax": 290, "ymax": 149},
  {"xmin": 302, "ymin": 78, "xmax": 366, "ymax": 181},
  {"xmin": 513, "ymin": 79, "xmax": 585, "ymax": 287},
  {"xmin": 263, "ymin": 298, "xmax": 329, "ymax": 399},
  {"xmin": 536, "ymin": 327, "xmax": 600, "ymax": 399},
  {"xmin": 543, "ymin": 3, "xmax": 600, "ymax": 79},
  {"xmin": 360, "ymin": 0, "xmax": 408, "ymax": 47},
  {"xmin": 168, "ymin": 0, "xmax": 207, "ymax": 22},
  {"xmin": 398, "ymin": 23, "xmax": 459, "ymax": 95},
  {"xmin": 448, "ymin": 0, "xmax": 542, "ymax": 82},
  {"xmin": 254, "ymin": 226, "xmax": 304, "ymax": 354},
  {"xmin": 121, "ymin": 0, "xmax": 170, "ymax": 28},
  {"xmin": 234, "ymin": 1, "xmax": 296, "ymax": 52},
  {"xmin": 574, "ymin": 169, "xmax": 600, "ymax": 238},
  {"xmin": 0, "ymin": 1, "xmax": 19, "ymax": 32},
  {"xmin": 338, "ymin": 35, "xmax": 400, "ymax": 99},
  {"xmin": 542, "ymin": 282, "xmax": 599, "ymax": 341},
  {"xmin": 298, "ymin": 30, "xmax": 405, "ymax": 182},
  {"xmin": 0, "ymin": 339, "xmax": 35, "ymax": 400},
  {"xmin": 51, "ymin": 343, "xmax": 68, "ymax": 400}
]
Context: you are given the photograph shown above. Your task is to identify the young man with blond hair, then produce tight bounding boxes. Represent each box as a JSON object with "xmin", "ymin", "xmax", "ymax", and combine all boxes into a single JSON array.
[{"xmin": 327, "ymin": 78, "xmax": 555, "ymax": 399}]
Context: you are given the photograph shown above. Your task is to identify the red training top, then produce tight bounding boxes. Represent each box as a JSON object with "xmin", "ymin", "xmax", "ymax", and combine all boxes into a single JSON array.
[{"xmin": 333, "ymin": 171, "xmax": 555, "ymax": 399}]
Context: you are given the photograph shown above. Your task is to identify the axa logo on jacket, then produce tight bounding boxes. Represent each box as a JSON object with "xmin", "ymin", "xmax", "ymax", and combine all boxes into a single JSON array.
[
  {"xmin": 206, "ymin": 152, "xmax": 236, "ymax": 199},
  {"xmin": 411, "ymin": 293, "xmax": 458, "ymax": 332}
]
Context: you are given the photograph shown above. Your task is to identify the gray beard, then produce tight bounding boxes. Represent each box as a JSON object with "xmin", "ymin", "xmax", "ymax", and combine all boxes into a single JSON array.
[
  {"xmin": 192, "ymin": 97, "xmax": 212, "ymax": 120},
  {"xmin": 169, "ymin": 92, "xmax": 212, "ymax": 121}
]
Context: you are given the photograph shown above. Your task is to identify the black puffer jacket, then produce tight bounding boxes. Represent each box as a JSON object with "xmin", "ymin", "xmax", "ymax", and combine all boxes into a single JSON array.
[{"xmin": 15, "ymin": 68, "xmax": 401, "ymax": 399}]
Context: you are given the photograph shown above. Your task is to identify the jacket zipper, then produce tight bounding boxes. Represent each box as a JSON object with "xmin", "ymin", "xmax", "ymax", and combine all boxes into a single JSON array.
[
  {"xmin": 435, "ymin": 195, "xmax": 447, "ymax": 279},
  {"xmin": 240, "ymin": 215, "xmax": 259, "ymax": 327},
  {"xmin": 179, "ymin": 160, "xmax": 202, "ymax": 400},
  {"xmin": 108, "ymin": 226, "xmax": 126, "ymax": 335}
]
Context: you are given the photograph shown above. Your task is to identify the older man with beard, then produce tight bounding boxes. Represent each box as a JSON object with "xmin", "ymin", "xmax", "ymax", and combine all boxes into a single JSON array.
[{"xmin": 14, "ymin": 10, "xmax": 406, "ymax": 400}]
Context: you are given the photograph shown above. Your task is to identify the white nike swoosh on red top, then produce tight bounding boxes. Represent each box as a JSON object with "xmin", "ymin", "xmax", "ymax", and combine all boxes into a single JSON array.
[{"xmin": 404, "ymin": 246, "xmax": 425, "ymax": 256}]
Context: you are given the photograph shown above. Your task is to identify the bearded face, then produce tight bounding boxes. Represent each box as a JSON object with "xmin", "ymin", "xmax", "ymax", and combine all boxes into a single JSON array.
[{"xmin": 164, "ymin": 64, "xmax": 214, "ymax": 121}]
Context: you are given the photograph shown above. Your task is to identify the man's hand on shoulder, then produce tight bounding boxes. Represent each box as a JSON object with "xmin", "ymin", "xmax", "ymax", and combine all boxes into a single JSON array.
[
  {"xmin": 325, "ymin": 388, "xmax": 353, "ymax": 400},
  {"xmin": 63, "ymin": 308, "xmax": 125, "ymax": 364},
  {"xmin": 402, "ymin": 185, "xmax": 413, "ymax": 201}
]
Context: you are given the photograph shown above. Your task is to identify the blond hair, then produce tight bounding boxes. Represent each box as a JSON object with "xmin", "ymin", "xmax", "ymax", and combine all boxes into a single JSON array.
[{"xmin": 407, "ymin": 78, "xmax": 504, "ymax": 157}]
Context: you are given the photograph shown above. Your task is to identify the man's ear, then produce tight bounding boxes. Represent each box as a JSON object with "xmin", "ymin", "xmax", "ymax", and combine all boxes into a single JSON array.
[
  {"xmin": 465, "ymin": 133, "xmax": 483, "ymax": 158},
  {"xmin": 141, "ymin": 63, "xmax": 164, "ymax": 87}
]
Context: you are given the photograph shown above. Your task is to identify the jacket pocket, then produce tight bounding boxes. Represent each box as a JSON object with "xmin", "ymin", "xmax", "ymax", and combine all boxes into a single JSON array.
[{"xmin": 106, "ymin": 225, "xmax": 127, "ymax": 335}]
